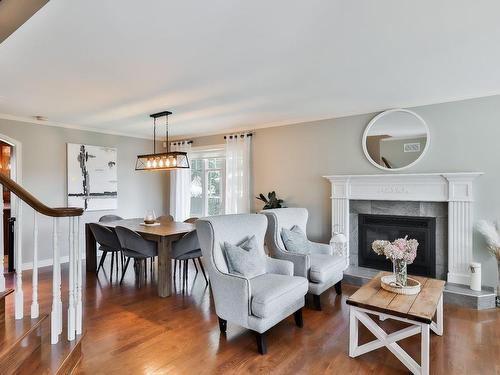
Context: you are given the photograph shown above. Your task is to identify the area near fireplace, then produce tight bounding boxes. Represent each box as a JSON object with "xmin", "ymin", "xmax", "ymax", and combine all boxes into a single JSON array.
[{"xmin": 324, "ymin": 173, "xmax": 496, "ymax": 309}]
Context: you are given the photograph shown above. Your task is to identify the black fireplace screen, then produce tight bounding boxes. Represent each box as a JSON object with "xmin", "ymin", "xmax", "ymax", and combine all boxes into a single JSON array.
[{"xmin": 358, "ymin": 214, "xmax": 436, "ymax": 277}]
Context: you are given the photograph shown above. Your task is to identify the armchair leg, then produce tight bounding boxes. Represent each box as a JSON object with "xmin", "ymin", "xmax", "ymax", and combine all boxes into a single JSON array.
[
  {"xmin": 198, "ymin": 258, "xmax": 208, "ymax": 284},
  {"xmin": 334, "ymin": 280, "xmax": 342, "ymax": 295},
  {"xmin": 218, "ymin": 317, "xmax": 227, "ymax": 334},
  {"xmin": 255, "ymin": 332, "xmax": 267, "ymax": 355},
  {"xmin": 293, "ymin": 309, "xmax": 303, "ymax": 328},
  {"xmin": 313, "ymin": 294, "xmax": 322, "ymax": 311}
]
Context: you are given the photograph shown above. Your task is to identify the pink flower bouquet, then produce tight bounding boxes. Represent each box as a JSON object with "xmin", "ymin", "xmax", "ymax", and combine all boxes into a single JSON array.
[{"xmin": 372, "ymin": 236, "xmax": 419, "ymax": 264}]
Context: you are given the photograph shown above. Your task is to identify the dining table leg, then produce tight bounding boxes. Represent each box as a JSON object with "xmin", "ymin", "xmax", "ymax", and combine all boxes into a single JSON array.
[
  {"xmin": 85, "ymin": 223, "xmax": 97, "ymax": 272},
  {"xmin": 157, "ymin": 237, "xmax": 173, "ymax": 297}
]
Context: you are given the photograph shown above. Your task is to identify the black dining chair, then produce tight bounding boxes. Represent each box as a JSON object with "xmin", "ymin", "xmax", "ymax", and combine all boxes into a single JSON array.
[
  {"xmin": 89, "ymin": 223, "xmax": 123, "ymax": 280},
  {"xmin": 172, "ymin": 217, "xmax": 208, "ymax": 292},
  {"xmin": 115, "ymin": 226, "xmax": 158, "ymax": 287}
]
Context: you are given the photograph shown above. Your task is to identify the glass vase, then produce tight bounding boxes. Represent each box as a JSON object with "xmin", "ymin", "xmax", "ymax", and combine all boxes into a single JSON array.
[{"xmin": 393, "ymin": 259, "xmax": 408, "ymax": 287}]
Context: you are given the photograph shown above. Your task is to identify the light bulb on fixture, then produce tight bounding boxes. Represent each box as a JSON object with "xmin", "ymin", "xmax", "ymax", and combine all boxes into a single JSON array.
[
  {"xmin": 172, "ymin": 158, "xmax": 177, "ymax": 167},
  {"xmin": 152, "ymin": 159, "xmax": 158, "ymax": 168},
  {"xmin": 159, "ymin": 158, "xmax": 164, "ymax": 167},
  {"xmin": 146, "ymin": 159, "xmax": 152, "ymax": 168},
  {"xmin": 166, "ymin": 158, "xmax": 170, "ymax": 167}
]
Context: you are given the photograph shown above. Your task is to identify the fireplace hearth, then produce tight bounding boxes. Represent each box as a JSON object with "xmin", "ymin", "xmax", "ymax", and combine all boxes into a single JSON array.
[{"xmin": 358, "ymin": 214, "xmax": 436, "ymax": 277}]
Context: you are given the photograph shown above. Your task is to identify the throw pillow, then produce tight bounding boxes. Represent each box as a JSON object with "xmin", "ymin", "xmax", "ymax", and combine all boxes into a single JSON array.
[
  {"xmin": 281, "ymin": 225, "xmax": 311, "ymax": 254},
  {"xmin": 223, "ymin": 235, "xmax": 267, "ymax": 279}
]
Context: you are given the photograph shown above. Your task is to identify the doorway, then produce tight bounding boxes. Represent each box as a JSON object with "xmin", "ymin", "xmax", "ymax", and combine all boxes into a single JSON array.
[{"xmin": 0, "ymin": 141, "xmax": 14, "ymax": 272}]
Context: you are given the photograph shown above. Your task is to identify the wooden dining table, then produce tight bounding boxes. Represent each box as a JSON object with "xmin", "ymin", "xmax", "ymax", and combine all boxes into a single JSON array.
[{"xmin": 85, "ymin": 217, "xmax": 195, "ymax": 297}]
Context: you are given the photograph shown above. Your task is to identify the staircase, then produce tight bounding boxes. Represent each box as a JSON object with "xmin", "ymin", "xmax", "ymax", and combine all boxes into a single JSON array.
[{"xmin": 0, "ymin": 173, "xmax": 85, "ymax": 374}]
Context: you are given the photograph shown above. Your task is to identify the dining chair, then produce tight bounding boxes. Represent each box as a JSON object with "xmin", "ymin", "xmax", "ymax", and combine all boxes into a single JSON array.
[
  {"xmin": 171, "ymin": 217, "xmax": 208, "ymax": 292},
  {"xmin": 88, "ymin": 223, "xmax": 123, "ymax": 280},
  {"xmin": 99, "ymin": 214, "xmax": 123, "ymax": 223},
  {"xmin": 115, "ymin": 226, "xmax": 158, "ymax": 287}
]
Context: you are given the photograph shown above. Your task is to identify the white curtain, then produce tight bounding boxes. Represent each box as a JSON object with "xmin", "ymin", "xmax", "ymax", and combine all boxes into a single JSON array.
[
  {"xmin": 225, "ymin": 134, "xmax": 251, "ymax": 214},
  {"xmin": 169, "ymin": 142, "xmax": 192, "ymax": 221}
]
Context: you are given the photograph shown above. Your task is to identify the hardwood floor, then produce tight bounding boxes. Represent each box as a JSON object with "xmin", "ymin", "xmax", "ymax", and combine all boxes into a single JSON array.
[{"xmin": 4, "ymin": 259, "xmax": 500, "ymax": 374}]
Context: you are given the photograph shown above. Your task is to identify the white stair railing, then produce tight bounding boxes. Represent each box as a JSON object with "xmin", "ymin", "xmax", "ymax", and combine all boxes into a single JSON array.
[
  {"xmin": 14, "ymin": 196, "xmax": 23, "ymax": 320},
  {"xmin": 0, "ymin": 173, "xmax": 83, "ymax": 343},
  {"xmin": 30, "ymin": 212, "xmax": 39, "ymax": 318},
  {"xmin": 67, "ymin": 216, "xmax": 76, "ymax": 341},
  {"xmin": 51, "ymin": 217, "xmax": 63, "ymax": 344},
  {"xmin": 76, "ymin": 216, "xmax": 82, "ymax": 335}
]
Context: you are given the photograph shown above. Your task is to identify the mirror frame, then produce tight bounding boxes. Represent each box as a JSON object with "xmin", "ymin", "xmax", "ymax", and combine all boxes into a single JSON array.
[{"xmin": 362, "ymin": 108, "xmax": 430, "ymax": 171}]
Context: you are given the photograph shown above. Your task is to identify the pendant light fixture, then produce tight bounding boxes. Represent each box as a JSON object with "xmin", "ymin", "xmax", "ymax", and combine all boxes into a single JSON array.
[{"xmin": 135, "ymin": 111, "xmax": 190, "ymax": 171}]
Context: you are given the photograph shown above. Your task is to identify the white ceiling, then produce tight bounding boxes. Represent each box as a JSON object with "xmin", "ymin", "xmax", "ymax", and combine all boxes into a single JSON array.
[{"xmin": 1, "ymin": 0, "xmax": 500, "ymax": 139}]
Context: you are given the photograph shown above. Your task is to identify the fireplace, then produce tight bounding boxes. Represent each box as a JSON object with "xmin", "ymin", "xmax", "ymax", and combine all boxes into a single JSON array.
[
  {"xmin": 324, "ymin": 173, "xmax": 482, "ymax": 285},
  {"xmin": 358, "ymin": 214, "xmax": 436, "ymax": 277}
]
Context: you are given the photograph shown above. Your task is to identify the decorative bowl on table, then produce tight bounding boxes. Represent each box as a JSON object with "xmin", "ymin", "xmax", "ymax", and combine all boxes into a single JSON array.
[
  {"xmin": 381, "ymin": 275, "xmax": 421, "ymax": 295},
  {"xmin": 144, "ymin": 218, "xmax": 156, "ymax": 225}
]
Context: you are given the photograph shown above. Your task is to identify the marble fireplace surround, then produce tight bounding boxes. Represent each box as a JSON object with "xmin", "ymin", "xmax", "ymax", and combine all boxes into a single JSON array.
[{"xmin": 323, "ymin": 173, "xmax": 483, "ymax": 285}]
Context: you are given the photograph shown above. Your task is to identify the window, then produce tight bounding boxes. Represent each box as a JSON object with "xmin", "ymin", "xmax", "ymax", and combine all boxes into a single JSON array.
[{"xmin": 190, "ymin": 153, "xmax": 225, "ymax": 217}]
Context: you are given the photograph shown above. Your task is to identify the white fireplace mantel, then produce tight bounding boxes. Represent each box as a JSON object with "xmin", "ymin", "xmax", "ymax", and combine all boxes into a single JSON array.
[{"xmin": 323, "ymin": 172, "xmax": 483, "ymax": 285}]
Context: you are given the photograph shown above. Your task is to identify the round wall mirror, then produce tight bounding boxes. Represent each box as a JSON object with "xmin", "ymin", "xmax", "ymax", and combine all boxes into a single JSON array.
[{"xmin": 362, "ymin": 109, "xmax": 430, "ymax": 171}]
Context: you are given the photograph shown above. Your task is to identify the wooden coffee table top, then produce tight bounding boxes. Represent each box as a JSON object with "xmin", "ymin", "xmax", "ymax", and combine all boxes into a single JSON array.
[{"xmin": 346, "ymin": 272, "xmax": 445, "ymax": 324}]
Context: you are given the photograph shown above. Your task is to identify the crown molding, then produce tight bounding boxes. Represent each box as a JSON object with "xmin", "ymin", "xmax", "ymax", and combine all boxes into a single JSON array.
[{"xmin": 0, "ymin": 113, "xmax": 151, "ymax": 140}]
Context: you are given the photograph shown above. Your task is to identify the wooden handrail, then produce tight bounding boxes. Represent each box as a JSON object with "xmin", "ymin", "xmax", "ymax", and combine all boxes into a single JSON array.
[{"xmin": 0, "ymin": 174, "xmax": 84, "ymax": 217}]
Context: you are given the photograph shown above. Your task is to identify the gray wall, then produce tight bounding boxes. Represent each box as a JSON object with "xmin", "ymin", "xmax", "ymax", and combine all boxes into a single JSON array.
[
  {"xmin": 0, "ymin": 118, "xmax": 168, "ymax": 266},
  {"xmin": 183, "ymin": 95, "xmax": 500, "ymax": 287}
]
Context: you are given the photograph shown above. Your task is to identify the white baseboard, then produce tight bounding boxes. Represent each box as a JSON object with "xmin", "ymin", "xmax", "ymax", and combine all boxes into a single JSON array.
[{"xmin": 21, "ymin": 253, "xmax": 87, "ymax": 271}]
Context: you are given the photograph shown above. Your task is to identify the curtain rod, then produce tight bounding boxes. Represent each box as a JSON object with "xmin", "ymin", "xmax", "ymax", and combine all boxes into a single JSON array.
[
  {"xmin": 170, "ymin": 140, "xmax": 193, "ymax": 146},
  {"xmin": 224, "ymin": 133, "xmax": 253, "ymax": 140}
]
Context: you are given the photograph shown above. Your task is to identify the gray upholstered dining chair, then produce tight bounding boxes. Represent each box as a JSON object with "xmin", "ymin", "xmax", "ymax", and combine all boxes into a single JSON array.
[
  {"xmin": 196, "ymin": 214, "xmax": 308, "ymax": 354},
  {"xmin": 262, "ymin": 208, "xmax": 344, "ymax": 310},
  {"xmin": 89, "ymin": 222, "xmax": 123, "ymax": 279},
  {"xmin": 171, "ymin": 217, "xmax": 208, "ymax": 292},
  {"xmin": 115, "ymin": 226, "xmax": 158, "ymax": 287},
  {"xmin": 99, "ymin": 214, "xmax": 123, "ymax": 223}
]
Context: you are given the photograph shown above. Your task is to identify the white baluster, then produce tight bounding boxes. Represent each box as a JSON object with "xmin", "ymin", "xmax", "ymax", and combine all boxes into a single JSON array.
[
  {"xmin": 30, "ymin": 212, "xmax": 39, "ymax": 318},
  {"xmin": 0, "ymin": 184, "xmax": 5, "ymax": 292},
  {"xmin": 51, "ymin": 217, "xmax": 62, "ymax": 344},
  {"xmin": 76, "ymin": 216, "xmax": 83, "ymax": 335},
  {"xmin": 14, "ymin": 196, "xmax": 23, "ymax": 320},
  {"xmin": 67, "ymin": 216, "xmax": 75, "ymax": 341}
]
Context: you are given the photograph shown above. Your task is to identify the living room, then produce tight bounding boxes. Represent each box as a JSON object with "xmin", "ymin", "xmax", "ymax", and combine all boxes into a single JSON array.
[{"xmin": 0, "ymin": 1, "xmax": 499, "ymax": 374}]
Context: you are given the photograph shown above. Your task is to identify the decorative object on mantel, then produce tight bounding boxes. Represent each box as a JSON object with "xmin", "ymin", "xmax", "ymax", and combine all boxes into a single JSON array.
[
  {"xmin": 475, "ymin": 220, "xmax": 500, "ymax": 307},
  {"xmin": 331, "ymin": 224, "xmax": 348, "ymax": 259},
  {"xmin": 135, "ymin": 111, "xmax": 190, "ymax": 171},
  {"xmin": 372, "ymin": 236, "xmax": 419, "ymax": 292},
  {"xmin": 256, "ymin": 191, "xmax": 284, "ymax": 210},
  {"xmin": 469, "ymin": 262, "xmax": 482, "ymax": 292},
  {"xmin": 362, "ymin": 108, "xmax": 430, "ymax": 171}
]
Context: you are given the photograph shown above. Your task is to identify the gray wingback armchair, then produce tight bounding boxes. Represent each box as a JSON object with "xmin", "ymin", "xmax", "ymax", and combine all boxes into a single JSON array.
[
  {"xmin": 262, "ymin": 208, "xmax": 344, "ymax": 310},
  {"xmin": 195, "ymin": 214, "xmax": 308, "ymax": 354}
]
